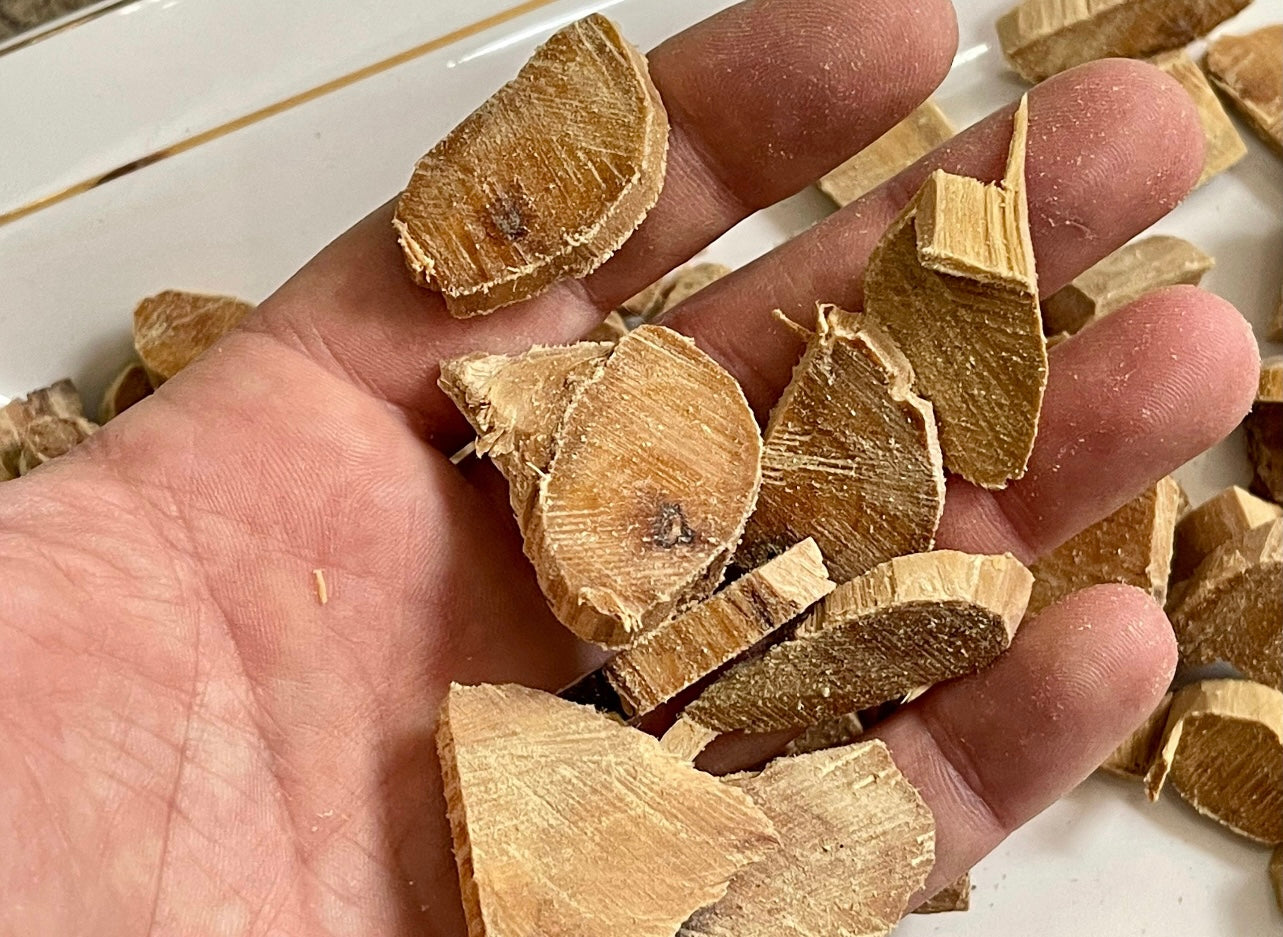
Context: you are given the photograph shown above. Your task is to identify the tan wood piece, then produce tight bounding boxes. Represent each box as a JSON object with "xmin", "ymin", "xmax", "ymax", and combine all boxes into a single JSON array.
[
  {"xmin": 584, "ymin": 310, "xmax": 629, "ymax": 342},
  {"xmin": 914, "ymin": 873, "xmax": 972, "ymax": 914},
  {"xmin": 1145, "ymin": 679, "xmax": 1283, "ymax": 844},
  {"xmin": 864, "ymin": 98, "xmax": 1046, "ymax": 489},
  {"xmin": 437, "ymin": 683, "xmax": 777, "ymax": 937},
  {"xmin": 818, "ymin": 100, "xmax": 956, "ymax": 207},
  {"xmin": 133, "ymin": 290, "xmax": 253, "ymax": 387},
  {"xmin": 1247, "ymin": 356, "xmax": 1283, "ymax": 503},
  {"xmin": 1271, "ymin": 846, "xmax": 1283, "ymax": 912},
  {"xmin": 98, "ymin": 361, "xmax": 153, "ymax": 423},
  {"xmin": 621, "ymin": 262, "xmax": 732, "ymax": 321},
  {"xmin": 1100, "ymin": 693, "xmax": 1174, "ymax": 781},
  {"xmin": 996, "ymin": 0, "xmax": 1251, "ymax": 83},
  {"xmin": 1172, "ymin": 485, "xmax": 1281, "ymax": 582},
  {"xmin": 1271, "ymin": 286, "xmax": 1283, "ymax": 342},
  {"xmin": 678, "ymin": 741, "xmax": 935, "ymax": 937},
  {"xmin": 394, "ymin": 15, "xmax": 669, "ymax": 317},
  {"xmin": 17, "ymin": 415, "xmax": 97, "ymax": 474},
  {"xmin": 1205, "ymin": 25, "xmax": 1283, "ymax": 155},
  {"xmin": 783, "ymin": 711, "xmax": 864, "ymax": 756},
  {"xmin": 2, "ymin": 379, "xmax": 91, "ymax": 479},
  {"xmin": 1153, "ymin": 51, "xmax": 1247, "ymax": 186}
]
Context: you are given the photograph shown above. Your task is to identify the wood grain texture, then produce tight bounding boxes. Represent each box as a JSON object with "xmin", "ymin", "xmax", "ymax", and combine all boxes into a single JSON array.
[
  {"xmin": 1172, "ymin": 485, "xmax": 1281, "ymax": 583},
  {"xmin": 1152, "ymin": 50, "xmax": 1246, "ymax": 186},
  {"xmin": 1205, "ymin": 26, "xmax": 1283, "ymax": 155},
  {"xmin": 818, "ymin": 100, "xmax": 956, "ymax": 208},
  {"xmin": 1271, "ymin": 846, "xmax": 1283, "ymax": 912},
  {"xmin": 783, "ymin": 712, "xmax": 865, "ymax": 756},
  {"xmin": 914, "ymin": 873, "xmax": 971, "ymax": 914},
  {"xmin": 132, "ymin": 290, "xmax": 253, "ymax": 387},
  {"xmin": 0, "ymin": 379, "xmax": 89, "ymax": 480},
  {"xmin": 1100, "ymin": 693, "xmax": 1173, "ymax": 781},
  {"xmin": 1247, "ymin": 356, "xmax": 1283, "ymax": 503}
]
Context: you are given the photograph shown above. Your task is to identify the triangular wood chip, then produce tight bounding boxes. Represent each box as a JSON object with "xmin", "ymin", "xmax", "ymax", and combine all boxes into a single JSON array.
[
  {"xmin": 1205, "ymin": 25, "xmax": 1283, "ymax": 155},
  {"xmin": 133, "ymin": 290, "xmax": 253, "ymax": 386},
  {"xmin": 1247, "ymin": 356, "xmax": 1283, "ymax": 504},
  {"xmin": 394, "ymin": 14, "xmax": 669, "ymax": 317},
  {"xmin": 1100, "ymin": 692, "xmax": 1173, "ymax": 781},
  {"xmin": 1152, "ymin": 51, "xmax": 1246, "ymax": 187},
  {"xmin": 818, "ymin": 100, "xmax": 956, "ymax": 207},
  {"xmin": 914, "ymin": 873, "xmax": 971, "ymax": 914},
  {"xmin": 1172, "ymin": 485, "xmax": 1281, "ymax": 583},
  {"xmin": 437, "ymin": 683, "xmax": 778, "ymax": 937}
]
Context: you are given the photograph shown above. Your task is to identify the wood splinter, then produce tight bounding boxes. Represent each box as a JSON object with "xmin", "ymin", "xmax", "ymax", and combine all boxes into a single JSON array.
[
  {"xmin": 1246, "ymin": 356, "xmax": 1283, "ymax": 504},
  {"xmin": 818, "ymin": 100, "xmax": 956, "ymax": 207},
  {"xmin": 1205, "ymin": 26, "xmax": 1283, "ymax": 156},
  {"xmin": 133, "ymin": 290, "xmax": 253, "ymax": 387},
  {"xmin": 1152, "ymin": 51, "xmax": 1247, "ymax": 187},
  {"xmin": 1172, "ymin": 485, "xmax": 1281, "ymax": 583}
]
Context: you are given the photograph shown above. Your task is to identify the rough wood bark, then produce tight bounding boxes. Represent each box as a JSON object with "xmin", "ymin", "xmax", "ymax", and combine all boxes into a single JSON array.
[
  {"xmin": 1100, "ymin": 693, "xmax": 1173, "ymax": 781},
  {"xmin": 133, "ymin": 290, "xmax": 253, "ymax": 387},
  {"xmin": 864, "ymin": 97, "xmax": 1046, "ymax": 489},
  {"xmin": 914, "ymin": 874, "xmax": 972, "ymax": 914},
  {"xmin": 1153, "ymin": 51, "xmax": 1247, "ymax": 186},
  {"xmin": 1172, "ymin": 485, "xmax": 1281, "ymax": 583},
  {"xmin": 1042, "ymin": 235, "xmax": 1214, "ymax": 336},
  {"xmin": 1247, "ymin": 356, "xmax": 1283, "ymax": 503},
  {"xmin": 678, "ymin": 741, "xmax": 935, "ymax": 937},
  {"xmin": 1205, "ymin": 26, "xmax": 1283, "ymax": 155},
  {"xmin": 1145, "ymin": 679, "xmax": 1283, "ymax": 844},
  {"xmin": 621, "ymin": 262, "xmax": 732, "ymax": 321},
  {"xmin": 98, "ymin": 361, "xmax": 153, "ymax": 423},
  {"xmin": 394, "ymin": 14, "xmax": 669, "ymax": 317},
  {"xmin": 783, "ymin": 712, "xmax": 864, "ymax": 756},
  {"xmin": 996, "ymin": 0, "xmax": 1251, "ymax": 83},
  {"xmin": 679, "ymin": 551, "xmax": 1033, "ymax": 734},
  {"xmin": 437, "ymin": 683, "xmax": 778, "ymax": 937},
  {"xmin": 818, "ymin": 100, "xmax": 956, "ymax": 207}
]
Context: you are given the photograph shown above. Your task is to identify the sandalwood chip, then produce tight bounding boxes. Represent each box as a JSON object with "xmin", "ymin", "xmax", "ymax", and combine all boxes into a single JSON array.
[
  {"xmin": 1172, "ymin": 486, "xmax": 1281, "ymax": 582},
  {"xmin": 2, "ymin": 379, "xmax": 89, "ymax": 479},
  {"xmin": 18, "ymin": 415, "xmax": 97, "ymax": 474},
  {"xmin": 783, "ymin": 712, "xmax": 864, "ymax": 756},
  {"xmin": 99, "ymin": 362, "xmax": 153, "ymax": 423},
  {"xmin": 818, "ymin": 100, "xmax": 956, "ymax": 207},
  {"xmin": 133, "ymin": 290, "xmax": 252, "ymax": 387},
  {"xmin": 1153, "ymin": 51, "xmax": 1246, "ymax": 186},
  {"xmin": 915, "ymin": 874, "xmax": 972, "ymax": 914},
  {"xmin": 621, "ymin": 262, "xmax": 732, "ymax": 321},
  {"xmin": 394, "ymin": 15, "xmax": 669, "ymax": 317},
  {"xmin": 437, "ymin": 683, "xmax": 777, "ymax": 937},
  {"xmin": 678, "ymin": 741, "xmax": 935, "ymax": 937},
  {"xmin": 1205, "ymin": 26, "xmax": 1283, "ymax": 155},
  {"xmin": 1100, "ymin": 693, "xmax": 1173, "ymax": 781},
  {"xmin": 584, "ymin": 310, "xmax": 629, "ymax": 342},
  {"xmin": 1145, "ymin": 679, "xmax": 1283, "ymax": 844},
  {"xmin": 0, "ymin": 404, "xmax": 20, "ymax": 482},
  {"xmin": 996, "ymin": 0, "xmax": 1251, "ymax": 83},
  {"xmin": 1042, "ymin": 236, "xmax": 1214, "ymax": 337},
  {"xmin": 1247, "ymin": 356, "xmax": 1283, "ymax": 503},
  {"xmin": 864, "ymin": 98, "xmax": 1046, "ymax": 489}
]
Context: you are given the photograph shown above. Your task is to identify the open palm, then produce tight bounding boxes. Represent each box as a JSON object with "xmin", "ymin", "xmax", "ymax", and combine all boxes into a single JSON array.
[{"xmin": 0, "ymin": 1, "xmax": 1260, "ymax": 934}]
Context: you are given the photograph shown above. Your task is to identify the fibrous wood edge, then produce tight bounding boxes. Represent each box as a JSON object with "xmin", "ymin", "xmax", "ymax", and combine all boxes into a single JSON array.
[
  {"xmin": 680, "ymin": 551, "xmax": 1033, "ymax": 734},
  {"xmin": 914, "ymin": 873, "xmax": 972, "ymax": 914},
  {"xmin": 620, "ymin": 262, "xmax": 732, "ymax": 321},
  {"xmin": 1026, "ymin": 475, "xmax": 1184, "ymax": 618},
  {"xmin": 736, "ymin": 305, "xmax": 945, "ymax": 582},
  {"xmin": 817, "ymin": 100, "xmax": 956, "ymax": 207},
  {"xmin": 1271, "ymin": 846, "xmax": 1283, "ymax": 912},
  {"xmin": 17, "ymin": 416, "xmax": 97, "ymax": 474},
  {"xmin": 864, "ymin": 97, "xmax": 1047, "ymax": 489},
  {"xmin": 437, "ymin": 683, "xmax": 778, "ymax": 937},
  {"xmin": 2, "ymin": 380, "xmax": 89, "ymax": 479},
  {"xmin": 603, "ymin": 538, "xmax": 835, "ymax": 716},
  {"xmin": 1248, "ymin": 356, "xmax": 1283, "ymax": 503},
  {"xmin": 394, "ymin": 14, "xmax": 670, "ymax": 317},
  {"xmin": 1144, "ymin": 679, "xmax": 1283, "ymax": 844},
  {"xmin": 1172, "ymin": 485, "xmax": 1281, "ymax": 583},
  {"xmin": 678, "ymin": 741, "xmax": 936, "ymax": 937},
  {"xmin": 1042, "ymin": 235, "xmax": 1214, "ymax": 336},
  {"xmin": 1153, "ymin": 50, "xmax": 1247, "ymax": 187},
  {"xmin": 784, "ymin": 711, "xmax": 864, "ymax": 756},
  {"xmin": 1100, "ymin": 692, "xmax": 1173, "ymax": 781},
  {"xmin": 1205, "ymin": 26, "xmax": 1283, "ymax": 155},
  {"xmin": 132, "ymin": 290, "xmax": 253, "ymax": 387},
  {"xmin": 995, "ymin": 0, "xmax": 1251, "ymax": 83},
  {"xmin": 99, "ymin": 361, "xmax": 153, "ymax": 423}
]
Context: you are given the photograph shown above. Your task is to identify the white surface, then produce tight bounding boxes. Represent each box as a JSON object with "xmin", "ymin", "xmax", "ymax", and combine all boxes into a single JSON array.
[{"xmin": 1, "ymin": 0, "xmax": 1280, "ymax": 933}]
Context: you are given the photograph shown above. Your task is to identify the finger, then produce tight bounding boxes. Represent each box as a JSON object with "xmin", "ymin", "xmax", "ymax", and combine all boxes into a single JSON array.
[{"xmin": 249, "ymin": 0, "xmax": 958, "ymax": 447}]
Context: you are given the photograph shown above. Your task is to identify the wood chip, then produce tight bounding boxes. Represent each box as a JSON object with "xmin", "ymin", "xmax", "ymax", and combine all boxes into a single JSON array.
[
  {"xmin": 996, "ymin": 0, "xmax": 1251, "ymax": 83},
  {"xmin": 783, "ymin": 711, "xmax": 864, "ymax": 756},
  {"xmin": 98, "ymin": 361, "xmax": 153, "ymax": 423},
  {"xmin": 0, "ymin": 403, "xmax": 20, "ymax": 481},
  {"xmin": 17, "ymin": 415, "xmax": 97, "ymax": 474},
  {"xmin": 678, "ymin": 741, "xmax": 935, "ymax": 937},
  {"xmin": 1100, "ymin": 693, "xmax": 1173, "ymax": 781},
  {"xmin": 585, "ymin": 310, "xmax": 629, "ymax": 342},
  {"xmin": 133, "ymin": 290, "xmax": 253, "ymax": 387},
  {"xmin": 1172, "ymin": 485, "xmax": 1281, "ymax": 583},
  {"xmin": 1205, "ymin": 25, "xmax": 1283, "ymax": 155},
  {"xmin": 621, "ymin": 262, "xmax": 732, "ymax": 321},
  {"xmin": 1271, "ymin": 286, "xmax": 1283, "ymax": 343},
  {"xmin": 2, "ymin": 379, "xmax": 92, "ymax": 478},
  {"xmin": 313, "ymin": 569, "xmax": 329, "ymax": 606},
  {"xmin": 1247, "ymin": 356, "xmax": 1283, "ymax": 504},
  {"xmin": 394, "ymin": 15, "xmax": 669, "ymax": 317},
  {"xmin": 437, "ymin": 683, "xmax": 777, "ymax": 937},
  {"xmin": 1145, "ymin": 679, "xmax": 1283, "ymax": 844},
  {"xmin": 1026, "ymin": 476, "xmax": 1183, "ymax": 618},
  {"xmin": 817, "ymin": 100, "xmax": 956, "ymax": 207},
  {"xmin": 915, "ymin": 873, "xmax": 972, "ymax": 914},
  {"xmin": 1153, "ymin": 50, "xmax": 1247, "ymax": 186},
  {"xmin": 1042, "ymin": 236, "xmax": 1214, "ymax": 337},
  {"xmin": 678, "ymin": 551, "xmax": 1033, "ymax": 734},
  {"xmin": 1271, "ymin": 846, "xmax": 1283, "ymax": 912},
  {"xmin": 864, "ymin": 98, "xmax": 1046, "ymax": 489}
]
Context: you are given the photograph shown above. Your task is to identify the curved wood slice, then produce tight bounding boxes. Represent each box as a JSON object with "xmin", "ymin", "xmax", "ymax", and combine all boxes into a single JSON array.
[
  {"xmin": 679, "ymin": 741, "xmax": 934, "ymax": 937},
  {"xmin": 818, "ymin": 99, "xmax": 955, "ymax": 208},
  {"xmin": 1145, "ymin": 679, "xmax": 1283, "ymax": 844},
  {"xmin": 1246, "ymin": 356, "xmax": 1283, "ymax": 503},
  {"xmin": 98, "ymin": 362, "xmax": 153, "ymax": 423},
  {"xmin": 680, "ymin": 551, "xmax": 1033, "ymax": 734},
  {"xmin": 133, "ymin": 290, "xmax": 253, "ymax": 387},
  {"xmin": 437, "ymin": 683, "xmax": 777, "ymax": 937},
  {"xmin": 737, "ymin": 305, "xmax": 945, "ymax": 582},
  {"xmin": 1152, "ymin": 51, "xmax": 1246, "ymax": 187},
  {"xmin": 1172, "ymin": 485, "xmax": 1280, "ymax": 583},
  {"xmin": 1205, "ymin": 26, "xmax": 1283, "ymax": 155},
  {"xmin": 864, "ymin": 98, "xmax": 1046, "ymax": 489},
  {"xmin": 1100, "ymin": 692, "xmax": 1173, "ymax": 781},
  {"xmin": 394, "ymin": 14, "xmax": 669, "ymax": 317}
]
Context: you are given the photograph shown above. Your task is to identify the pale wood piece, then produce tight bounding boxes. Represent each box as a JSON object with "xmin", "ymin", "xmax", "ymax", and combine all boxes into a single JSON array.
[
  {"xmin": 660, "ymin": 716, "xmax": 721, "ymax": 761},
  {"xmin": 1247, "ymin": 356, "xmax": 1283, "ymax": 503},
  {"xmin": 1205, "ymin": 26, "xmax": 1283, "ymax": 155},
  {"xmin": 585, "ymin": 310, "xmax": 629, "ymax": 342},
  {"xmin": 132, "ymin": 290, "xmax": 252, "ymax": 387},
  {"xmin": 17, "ymin": 415, "xmax": 97, "ymax": 474},
  {"xmin": 818, "ymin": 101, "xmax": 956, "ymax": 207},
  {"xmin": 621, "ymin": 262, "xmax": 732, "ymax": 321},
  {"xmin": 604, "ymin": 539, "xmax": 835, "ymax": 716},
  {"xmin": 1271, "ymin": 286, "xmax": 1283, "ymax": 342},
  {"xmin": 1100, "ymin": 693, "xmax": 1174, "ymax": 780},
  {"xmin": 680, "ymin": 551, "xmax": 1033, "ymax": 734},
  {"xmin": 784, "ymin": 711, "xmax": 864, "ymax": 756},
  {"xmin": 1042, "ymin": 235, "xmax": 1214, "ymax": 336},
  {"xmin": 864, "ymin": 98, "xmax": 1046, "ymax": 489},
  {"xmin": 1145, "ymin": 679, "xmax": 1283, "ymax": 844},
  {"xmin": 1173, "ymin": 486, "xmax": 1281, "ymax": 582},
  {"xmin": 996, "ymin": 0, "xmax": 1251, "ymax": 83},
  {"xmin": 1171, "ymin": 518, "xmax": 1282, "ymax": 689},
  {"xmin": 394, "ymin": 15, "xmax": 669, "ymax": 317},
  {"xmin": 98, "ymin": 361, "xmax": 153, "ymax": 423},
  {"xmin": 1153, "ymin": 51, "xmax": 1247, "ymax": 186},
  {"xmin": 437, "ymin": 683, "xmax": 778, "ymax": 937},
  {"xmin": 2, "ymin": 379, "xmax": 89, "ymax": 479},
  {"xmin": 914, "ymin": 874, "xmax": 972, "ymax": 914},
  {"xmin": 0, "ymin": 404, "xmax": 19, "ymax": 481},
  {"xmin": 1026, "ymin": 476, "xmax": 1184, "ymax": 617},
  {"xmin": 679, "ymin": 741, "xmax": 935, "ymax": 937},
  {"xmin": 1271, "ymin": 846, "xmax": 1283, "ymax": 912}
]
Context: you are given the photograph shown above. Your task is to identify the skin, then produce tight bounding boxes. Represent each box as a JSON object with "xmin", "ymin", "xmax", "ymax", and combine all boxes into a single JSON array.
[{"xmin": 0, "ymin": 0, "xmax": 1261, "ymax": 934}]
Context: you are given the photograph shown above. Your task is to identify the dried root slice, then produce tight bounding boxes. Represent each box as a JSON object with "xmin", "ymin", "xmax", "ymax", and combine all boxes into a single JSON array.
[
  {"xmin": 1205, "ymin": 26, "xmax": 1283, "ymax": 155},
  {"xmin": 1247, "ymin": 356, "xmax": 1283, "ymax": 503},
  {"xmin": 1271, "ymin": 846, "xmax": 1283, "ymax": 912},
  {"xmin": 2, "ymin": 379, "xmax": 90, "ymax": 479},
  {"xmin": 1042, "ymin": 236, "xmax": 1214, "ymax": 337},
  {"xmin": 680, "ymin": 551, "xmax": 1033, "ymax": 734},
  {"xmin": 621, "ymin": 262, "xmax": 732, "ymax": 321},
  {"xmin": 1026, "ymin": 476, "xmax": 1184, "ymax": 618},
  {"xmin": 99, "ymin": 362, "xmax": 153, "ymax": 423},
  {"xmin": 736, "ymin": 307, "xmax": 944, "ymax": 582},
  {"xmin": 678, "ymin": 741, "xmax": 935, "ymax": 937},
  {"xmin": 818, "ymin": 100, "xmax": 956, "ymax": 207},
  {"xmin": 783, "ymin": 712, "xmax": 864, "ymax": 756},
  {"xmin": 1153, "ymin": 51, "xmax": 1247, "ymax": 186},
  {"xmin": 527, "ymin": 326, "xmax": 762, "ymax": 648},
  {"xmin": 584, "ymin": 310, "xmax": 629, "ymax": 342},
  {"xmin": 1100, "ymin": 693, "xmax": 1173, "ymax": 781},
  {"xmin": 1173, "ymin": 485, "xmax": 1281, "ymax": 582},
  {"xmin": 995, "ymin": 0, "xmax": 1251, "ymax": 83},
  {"xmin": 133, "ymin": 290, "xmax": 253, "ymax": 387},
  {"xmin": 18, "ymin": 416, "xmax": 97, "ymax": 474},
  {"xmin": 864, "ymin": 98, "xmax": 1046, "ymax": 489},
  {"xmin": 394, "ymin": 15, "xmax": 669, "ymax": 317},
  {"xmin": 915, "ymin": 874, "xmax": 972, "ymax": 914},
  {"xmin": 1145, "ymin": 679, "xmax": 1283, "ymax": 844}
]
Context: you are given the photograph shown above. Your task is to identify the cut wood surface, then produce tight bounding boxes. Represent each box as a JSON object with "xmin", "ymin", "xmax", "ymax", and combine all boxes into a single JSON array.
[
  {"xmin": 132, "ymin": 290, "xmax": 253, "ymax": 387},
  {"xmin": 98, "ymin": 361, "xmax": 153, "ymax": 423},
  {"xmin": 783, "ymin": 711, "xmax": 864, "ymax": 756},
  {"xmin": 18, "ymin": 415, "xmax": 96, "ymax": 474},
  {"xmin": 818, "ymin": 100, "xmax": 955, "ymax": 207},
  {"xmin": 438, "ymin": 684, "xmax": 777, "ymax": 937},
  {"xmin": 621, "ymin": 262, "xmax": 732, "ymax": 321},
  {"xmin": 1205, "ymin": 25, "xmax": 1283, "ymax": 155},
  {"xmin": 1100, "ymin": 693, "xmax": 1173, "ymax": 781},
  {"xmin": 1247, "ymin": 356, "xmax": 1283, "ymax": 503},
  {"xmin": 915, "ymin": 873, "xmax": 972, "ymax": 914},
  {"xmin": 1145, "ymin": 679, "xmax": 1283, "ymax": 844},
  {"xmin": 1, "ymin": 379, "xmax": 90, "ymax": 480},
  {"xmin": 394, "ymin": 14, "xmax": 669, "ymax": 317},
  {"xmin": 681, "ymin": 551, "xmax": 1033, "ymax": 733},
  {"xmin": 1172, "ymin": 485, "xmax": 1281, "ymax": 582},
  {"xmin": 678, "ymin": 741, "xmax": 935, "ymax": 937},
  {"xmin": 1042, "ymin": 235, "xmax": 1214, "ymax": 336},
  {"xmin": 737, "ymin": 306, "xmax": 944, "ymax": 581},
  {"xmin": 1153, "ymin": 50, "xmax": 1247, "ymax": 186},
  {"xmin": 864, "ymin": 97, "xmax": 1046, "ymax": 489},
  {"xmin": 996, "ymin": 0, "xmax": 1251, "ymax": 83}
]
